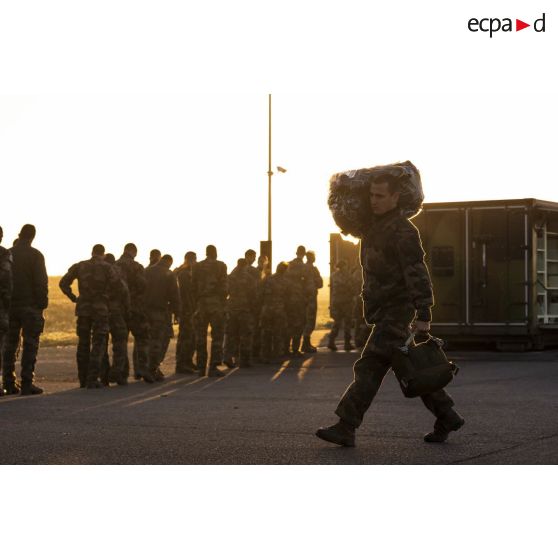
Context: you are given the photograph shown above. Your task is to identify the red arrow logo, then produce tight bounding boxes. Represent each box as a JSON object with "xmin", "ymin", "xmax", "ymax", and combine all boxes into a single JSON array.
[{"xmin": 516, "ymin": 19, "xmax": 530, "ymax": 31}]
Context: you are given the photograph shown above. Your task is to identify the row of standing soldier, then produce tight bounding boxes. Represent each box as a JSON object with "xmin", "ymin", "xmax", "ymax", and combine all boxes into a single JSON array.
[{"xmin": 0, "ymin": 225, "xmax": 328, "ymax": 394}]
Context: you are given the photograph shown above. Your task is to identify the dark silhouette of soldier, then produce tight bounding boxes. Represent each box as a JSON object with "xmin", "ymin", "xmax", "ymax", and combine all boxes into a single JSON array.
[
  {"xmin": 286, "ymin": 245, "xmax": 309, "ymax": 357},
  {"xmin": 302, "ymin": 250, "xmax": 323, "ymax": 353},
  {"xmin": 244, "ymin": 249, "xmax": 263, "ymax": 361},
  {"xmin": 148, "ymin": 249, "xmax": 162, "ymax": 268},
  {"xmin": 116, "ymin": 243, "xmax": 153, "ymax": 382},
  {"xmin": 328, "ymin": 260, "xmax": 357, "ymax": 351},
  {"xmin": 145, "ymin": 254, "xmax": 180, "ymax": 381},
  {"xmin": 260, "ymin": 262, "xmax": 291, "ymax": 363},
  {"xmin": 60, "ymin": 244, "xmax": 124, "ymax": 388},
  {"xmin": 2, "ymin": 224, "xmax": 47, "ymax": 396},
  {"xmin": 0, "ymin": 226, "xmax": 12, "ymax": 397},
  {"xmin": 223, "ymin": 258, "xmax": 258, "ymax": 368},
  {"xmin": 175, "ymin": 251, "xmax": 198, "ymax": 374},
  {"xmin": 192, "ymin": 245, "xmax": 228, "ymax": 377},
  {"xmin": 317, "ymin": 174, "xmax": 464, "ymax": 446}
]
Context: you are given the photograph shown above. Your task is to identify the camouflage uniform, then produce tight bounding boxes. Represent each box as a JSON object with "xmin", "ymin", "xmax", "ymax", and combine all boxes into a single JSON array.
[
  {"xmin": 224, "ymin": 265, "xmax": 258, "ymax": 366},
  {"xmin": 285, "ymin": 257, "xmax": 309, "ymax": 353},
  {"xmin": 352, "ymin": 267, "xmax": 370, "ymax": 348},
  {"xmin": 192, "ymin": 257, "xmax": 228, "ymax": 371},
  {"xmin": 105, "ymin": 262, "xmax": 130, "ymax": 384},
  {"xmin": 335, "ymin": 209, "xmax": 457, "ymax": 429},
  {"xmin": 60, "ymin": 256, "xmax": 123, "ymax": 387},
  {"xmin": 116, "ymin": 254, "xmax": 150, "ymax": 378},
  {"xmin": 260, "ymin": 269, "xmax": 290, "ymax": 361},
  {"xmin": 250, "ymin": 264, "xmax": 266, "ymax": 359},
  {"xmin": 175, "ymin": 264, "xmax": 196, "ymax": 372},
  {"xmin": 303, "ymin": 261, "xmax": 323, "ymax": 339},
  {"xmin": 2, "ymin": 239, "xmax": 48, "ymax": 389},
  {"xmin": 328, "ymin": 267, "xmax": 355, "ymax": 347},
  {"xmin": 0, "ymin": 246, "xmax": 13, "ymax": 389},
  {"xmin": 145, "ymin": 262, "xmax": 180, "ymax": 376}
]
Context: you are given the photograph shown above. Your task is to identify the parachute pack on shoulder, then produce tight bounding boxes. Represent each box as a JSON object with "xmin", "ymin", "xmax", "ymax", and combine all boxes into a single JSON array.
[{"xmin": 328, "ymin": 160, "xmax": 424, "ymax": 238}]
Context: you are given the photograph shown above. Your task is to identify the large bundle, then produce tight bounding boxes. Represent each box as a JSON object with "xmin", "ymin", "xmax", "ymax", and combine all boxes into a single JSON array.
[{"xmin": 328, "ymin": 160, "xmax": 423, "ymax": 238}]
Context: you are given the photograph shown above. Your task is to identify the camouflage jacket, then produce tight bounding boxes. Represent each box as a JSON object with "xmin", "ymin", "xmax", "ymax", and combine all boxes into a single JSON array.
[
  {"xmin": 330, "ymin": 269, "xmax": 357, "ymax": 310},
  {"xmin": 228, "ymin": 266, "xmax": 258, "ymax": 312},
  {"xmin": 261, "ymin": 273, "xmax": 291, "ymax": 311},
  {"xmin": 116, "ymin": 254, "xmax": 147, "ymax": 310},
  {"xmin": 145, "ymin": 263, "xmax": 180, "ymax": 316},
  {"xmin": 247, "ymin": 264, "xmax": 264, "ymax": 310},
  {"xmin": 286, "ymin": 257, "xmax": 309, "ymax": 301},
  {"xmin": 59, "ymin": 256, "xmax": 123, "ymax": 317},
  {"xmin": 192, "ymin": 258, "xmax": 228, "ymax": 306},
  {"xmin": 305, "ymin": 263, "xmax": 324, "ymax": 297},
  {"xmin": 9, "ymin": 239, "xmax": 48, "ymax": 310},
  {"xmin": 360, "ymin": 208, "xmax": 433, "ymax": 323},
  {"xmin": 108, "ymin": 264, "xmax": 130, "ymax": 315},
  {"xmin": 175, "ymin": 265, "xmax": 195, "ymax": 316},
  {"xmin": 0, "ymin": 246, "xmax": 12, "ymax": 311}
]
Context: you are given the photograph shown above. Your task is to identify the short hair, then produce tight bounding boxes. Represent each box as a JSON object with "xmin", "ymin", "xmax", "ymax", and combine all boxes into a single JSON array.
[
  {"xmin": 92, "ymin": 244, "xmax": 105, "ymax": 256},
  {"xmin": 150, "ymin": 249, "xmax": 161, "ymax": 259},
  {"xmin": 206, "ymin": 244, "xmax": 217, "ymax": 258},
  {"xmin": 184, "ymin": 251, "xmax": 196, "ymax": 261},
  {"xmin": 237, "ymin": 257, "xmax": 247, "ymax": 267},
  {"xmin": 371, "ymin": 173, "xmax": 399, "ymax": 194},
  {"xmin": 161, "ymin": 254, "xmax": 173, "ymax": 266},
  {"xmin": 19, "ymin": 224, "xmax": 36, "ymax": 240},
  {"xmin": 245, "ymin": 249, "xmax": 256, "ymax": 258},
  {"xmin": 105, "ymin": 253, "xmax": 116, "ymax": 264},
  {"xmin": 124, "ymin": 242, "xmax": 137, "ymax": 253},
  {"xmin": 296, "ymin": 245, "xmax": 306, "ymax": 256},
  {"xmin": 306, "ymin": 250, "xmax": 315, "ymax": 261}
]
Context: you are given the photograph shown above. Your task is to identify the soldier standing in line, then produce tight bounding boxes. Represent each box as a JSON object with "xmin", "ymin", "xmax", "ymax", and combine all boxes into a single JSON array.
[
  {"xmin": 286, "ymin": 245, "xmax": 308, "ymax": 357},
  {"xmin": 103, "ymin": 253, "xmax": 130, "ymax": 386},
  {"xmin": 144, "ymin": 254, "xmax": 180, "ymax": 381},
  {"xmin": 223, "ymin": 258, "xmax": 258, "ymax": 368},
  {"xmin": 1, "ymin": 224, "xmax": 47, "ymax": 396},
  {"xmin": 60, "ymin": 244, "xmax": 124, "ymax": 389},
  {"xmin": 260, "ymin": 262, "xmax": 291, "ymax": 363},
  {"xmin": 192, "ymin": 245, "xmax": 228, "ymax": 377},
  {"xmin": 175, "ymin": 251, "xmax": 198, "ymax": 374},
  {"xmin": 0, "ymin": 226, "xmax": 13, "ymax": 397},
  {"xmin": 245, "ymin": 249, "xmax": 264, "ymax": 361},
  {"xmin": 148, "ymin": 249, "xmax": 161, "ymax": 268},
  {"xmin": 316, "ymin": 174, "xmax": 464, "ymax": 447},
  {"xmin": 301, "ymin": 250, "xmax": 323, "ymax": 353},
  {"xmin": 327, "ymin": 260, "xmax": 355, "ymax": 352},
  {"xmin": 116, "ymin": 243, "xmax": 153, "ymax": 382}
]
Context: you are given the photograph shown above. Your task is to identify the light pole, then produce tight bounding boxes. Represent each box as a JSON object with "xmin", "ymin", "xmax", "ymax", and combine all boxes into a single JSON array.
[{"xmin": 262, "ymin": 93, "xmax": 286, "ymax": 270}]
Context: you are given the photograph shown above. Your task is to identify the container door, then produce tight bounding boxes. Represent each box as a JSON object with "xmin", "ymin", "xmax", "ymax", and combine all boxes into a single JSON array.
[
  {"xmin": 468, "ymin": 207, "xmax": 527, "ymax": 323},
  {"xmin": 414, "ymin": 209, "xmax": 465, "ymax": 323}
]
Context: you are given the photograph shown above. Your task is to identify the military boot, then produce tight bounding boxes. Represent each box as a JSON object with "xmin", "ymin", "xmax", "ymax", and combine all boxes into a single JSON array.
[
  {"xmin": 327, "ymin": 336, "xmax": 337, "ymax": 351},
  {"xmin": 208, "ymin": 366, "xmax": 226, "ymax": 378},
  {"xmin": 424, "ymin": 410, "xmax": 465, "ymax": 443},
  {"xmin": 154, "ymin": 368, "xmax": 165, "ymax": 382},
  {"xmin": 315, "ymin": 420, "xmax": 355, "ymax": 447},
  {"xmin": 0, "ymin": 387, "xmax": 5, "ymax": 396},
  {"xmin": 344, "ymin": 338, "xmax": 355, "ymax": 351},
  {"xmin": 3, "ymin": 381, "xmax": 21, "ymax": 395},
  {"xmin": 301, "ymin": 336, "xmax": 317, "ymax": 353},
  {"xmin": 290, "ymin": 336, "xmax": 303, "ymax": 357},
  {"xmin": 20, "ymin": 383, "xmax": 44, "ymax": 396},
  {"xmin": 139, "ymin": 369, "xmax": 156, "ymax": 384},
  {"xmin": 86, "ymin": 380, "xmax": 103, "ymax": 389}
]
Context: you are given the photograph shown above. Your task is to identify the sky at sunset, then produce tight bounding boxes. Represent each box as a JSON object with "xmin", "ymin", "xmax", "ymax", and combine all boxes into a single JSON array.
[{"xmin": 1, "ymin": 1, "xmax": 556, "ymax": 274}]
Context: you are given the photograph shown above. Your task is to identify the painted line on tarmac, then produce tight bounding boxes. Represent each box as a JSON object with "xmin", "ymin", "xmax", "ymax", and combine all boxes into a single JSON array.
[{"xmin": 124, "ymin": 388, "xmax": 180, "ymax": 407}]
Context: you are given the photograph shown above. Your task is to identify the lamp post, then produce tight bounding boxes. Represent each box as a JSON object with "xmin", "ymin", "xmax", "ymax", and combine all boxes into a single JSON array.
[{"xmin": 261, "ymin": 93, "xmax": 286, "ymax": 270}]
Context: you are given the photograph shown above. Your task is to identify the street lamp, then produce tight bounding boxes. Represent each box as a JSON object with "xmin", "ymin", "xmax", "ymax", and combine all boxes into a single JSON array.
[{"xmin": 261, "ymin": 93, "xmax": 287, "ymax": 270}]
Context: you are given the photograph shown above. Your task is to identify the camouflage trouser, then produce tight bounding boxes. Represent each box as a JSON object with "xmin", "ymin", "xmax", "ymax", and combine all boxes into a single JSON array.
[
  {"xmin": 353, "ymin": 297, "xmax": 371, "ymax": 348},
  {"xmin": 0, "ymin": 308, "xmax": 9, "ymax": 380},
  {"xmin": 335, "ymin": 303, "xmax": 455, "ymax": 429},
  {"xmin": 260, "ymin": 306, "xmax": 288, "ymax": 360},
  {"xmin": 2, "ymin": 306, "xmax": 44, "ymax": 386},
  {"xmin": 124, "ymin": 309, "xmax": 150, "ymax": 377},
  {"xmin": 224, "ymin": 309, "xmax": 254, "ymax": 365},
  {"xmin": 194, "ymin": 300, "xmax": 225, "ymax": 371},
  {"xmin": 303, "ymin": 295, "xmax": 318, "ymax": 337},
  {"xmin": 176, "ymin": 311, "xmax": 196, "ymax": 372},
  {"xmin": 286, "ymin": 296, "xmax": 306, "ymax": 351},
  {"xmin": 329, "ymin": 305, "xmax": 353, "ymax": 344},
  {"xmin": 146, "ymin": 310, "xmax": 171, "ymax": 374},
  {"xmin": 77, "ymin": 314, "xmax": 110, "ymax": 386},
  {"xmin": 251, "ymin": 305, "xmax": 262, "ymax": 360},
  {"xmin": 101, "ymin": 311, "xmax": 128, "ymax": 382}
]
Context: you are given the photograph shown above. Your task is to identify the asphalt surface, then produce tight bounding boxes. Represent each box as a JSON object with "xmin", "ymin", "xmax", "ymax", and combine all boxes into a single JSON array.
[{"xmin": 1, "ymin": 331, "xmax": 558, "ymax": 464}]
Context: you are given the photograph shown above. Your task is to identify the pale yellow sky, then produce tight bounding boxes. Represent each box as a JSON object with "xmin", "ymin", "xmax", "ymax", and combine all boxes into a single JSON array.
[{"xmin": 1, "ymin": 2, "xmax": 556, "ymax": 274}]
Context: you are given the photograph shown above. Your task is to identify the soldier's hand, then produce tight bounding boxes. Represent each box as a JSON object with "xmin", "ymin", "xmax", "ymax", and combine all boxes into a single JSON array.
[{"xmin": 69, "ymin": 294, "xmax": 78, "ymax": 303}]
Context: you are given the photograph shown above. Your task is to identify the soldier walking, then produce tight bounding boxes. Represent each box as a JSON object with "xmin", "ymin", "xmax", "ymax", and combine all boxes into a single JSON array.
[
  {"xmin": 116, "ymin": 243, "xmax": 152, "ymax": 382},
  {"xmin": 223, "ymin": 258, "xmax": 258, "ymax": 368},
  {"xmin": 317, "ymin": 174, "xmax": 464, "ymax": 446},
  {"xmin": 145, "ymin": 254, "xmax": 180, "ymax": 381},
  {"xmin": 60, "ymin": 244, "xmax": 124, "ymax": 389},
  {"xmin": 0, "ymin": 226, "xmax": 12, "ymax": 397},
  {"xmin": 260, "ymin": 262, "xmax": 291, "ymax": 363},
  {"xmin": 175, "ymin": 251, "xmax": 198, "ymax": 374},
  {"xmin": 301, "ymin": 250, "xmax": 323, "ymax": 353},
  {"xmin": 1, "ymin": 224, "xmax": 47, "ymax": 396},
  {"xmin": 327, "ymin": 260, "xmax": 356, "ymax": 351},
  {"xmin": 192, "ymin": 245, "xmax": 228, "ymax": 377}
]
